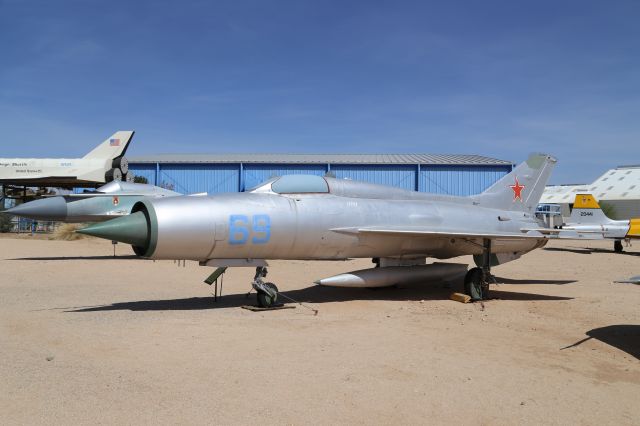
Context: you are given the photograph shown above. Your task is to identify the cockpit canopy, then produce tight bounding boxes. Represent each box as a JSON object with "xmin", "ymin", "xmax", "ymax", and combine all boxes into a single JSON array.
[
  {"xmin": 271, "ymin": 175, "xmax": 329, "ymax": 194},
  {"xmin": 248, "ymin": 174, "xmax": 435, "ymax": 201},
  {"xmin": 248, "ymin": 175, "xmax": 329, "ymax": 194}
]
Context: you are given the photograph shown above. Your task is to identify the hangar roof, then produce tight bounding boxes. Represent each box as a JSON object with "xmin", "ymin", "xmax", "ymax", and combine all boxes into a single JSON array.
[
  {"xmin": 586, "ymin": 166, "xmax": 640, "ymax": 200},
  {"xmin": 128, "ymin": 153, "xmax": 513, "ymax": 166},
  {"xmin": 541, "ymin": 185, "xmax": 590, "ymax": 204},
  {"xmin": 541, "ymin": 165, "xmax": 640, "ymax": 203}
]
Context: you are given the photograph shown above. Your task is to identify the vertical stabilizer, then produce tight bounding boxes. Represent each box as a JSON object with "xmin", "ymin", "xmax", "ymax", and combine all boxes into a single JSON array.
[
  {"xmin": 569, "ymin": 194, "xmax": 614, "ymax": 224},
  {"xmin": 471, "ymin": 153, "xmax": 557, "ymax": 213},
  {"xmin": 83, "ymin": 131, "xmax": 134, "ymax": 160}
]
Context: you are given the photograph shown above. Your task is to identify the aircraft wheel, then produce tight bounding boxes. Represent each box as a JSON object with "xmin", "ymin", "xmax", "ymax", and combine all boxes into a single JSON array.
[
  {"xmin": 257, "ymin": 282, "xmax": 278, "ymax": 308},
  {"xmin": 464, "ymin": 267, "xmax": 487, "ymax": 301},
  {"xmin": 614, "ymin": 240, "xmax": 623, "ymax": 253}
]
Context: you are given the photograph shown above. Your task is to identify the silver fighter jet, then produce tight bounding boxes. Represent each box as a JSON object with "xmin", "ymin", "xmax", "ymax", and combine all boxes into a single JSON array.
[
  {"xmin": 78, "ymin": 153, "xmax": 557, "ymax": 305},
  {"xmin": 5, "ymin": 181, "xmax": 179, "ymax": 223}
]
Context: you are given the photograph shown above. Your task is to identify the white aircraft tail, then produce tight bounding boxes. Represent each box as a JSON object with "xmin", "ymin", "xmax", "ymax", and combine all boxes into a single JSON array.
[
  {"xmin": 83, "ymin": 131, "xmax": 134, "ymax": 160},
  {"xmin": 569, "ymin": 194, "xmax": 614, "ymax": 224},
  {"xmin": 471, "ymin": 153, "xmax": 557, "ymax": 213}
]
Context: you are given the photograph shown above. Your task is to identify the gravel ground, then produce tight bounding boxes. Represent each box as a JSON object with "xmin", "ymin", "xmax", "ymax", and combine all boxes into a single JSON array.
[{"xmin": 0, "ymin": 235, "xmax": 638, "ymax": 425}]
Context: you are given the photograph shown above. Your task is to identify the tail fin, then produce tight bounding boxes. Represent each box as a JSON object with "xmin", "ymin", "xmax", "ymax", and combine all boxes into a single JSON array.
[
  {"xmin": 83, "ymin": 131, "xmax": 134, "ymax": 160},
  {"xmin": 568, "ymin": 194, "xmax": 613, "ymax": 224},
  {"xmin": 471, "ymin": 153, "xmax": 557, "ymax": 213}
]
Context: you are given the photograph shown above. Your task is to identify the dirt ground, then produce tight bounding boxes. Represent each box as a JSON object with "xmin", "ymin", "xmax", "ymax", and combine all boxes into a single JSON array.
[{"xmin": 0, "ymin": 235, "xmax": 638, "ymax": 425}]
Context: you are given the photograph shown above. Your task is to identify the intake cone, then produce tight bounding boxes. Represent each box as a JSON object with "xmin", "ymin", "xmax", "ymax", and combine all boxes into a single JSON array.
[{"xmin": 77, "ymin": 211, "xmax": 148, "ymax": 247}]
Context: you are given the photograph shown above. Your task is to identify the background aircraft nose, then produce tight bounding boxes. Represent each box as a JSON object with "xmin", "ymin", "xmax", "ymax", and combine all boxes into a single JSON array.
[
  {"xmin": 6, "ymin": 197, "xmax": 68, "ymax": 221},
  {"xmin": 77, "ymin": 211, "xmax": 149, "ymax": 247}
]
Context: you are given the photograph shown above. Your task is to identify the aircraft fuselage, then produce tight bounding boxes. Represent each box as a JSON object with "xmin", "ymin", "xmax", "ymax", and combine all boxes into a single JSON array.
[{"xmin": 138, "ymin": 192, "xmax": 546, "ymax": 262}]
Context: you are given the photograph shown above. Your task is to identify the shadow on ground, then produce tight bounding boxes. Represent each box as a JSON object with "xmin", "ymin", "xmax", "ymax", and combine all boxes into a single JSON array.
[
  {"xmin": 561, "ymin": 325, "xmax": 640, "ymax": 359},
  {"xmin": 545, "ymin": 247, "xmax": 640, "ymax": 257},
  {"xmin": 66, "ymin": 283, "xmax": 573, "ymax": 313},
  {"xmin": 9, "ymin": 255, "xmax": 141, "ymax": 261},
  {"xmin": 494, "ymin": 277, "xmax": 576, "ymax": 285}
]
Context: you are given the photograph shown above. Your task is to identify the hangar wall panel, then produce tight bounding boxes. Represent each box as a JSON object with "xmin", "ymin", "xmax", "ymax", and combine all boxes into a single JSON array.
[
  {"xmin": 127, "ymin": 165, "xmax": 156, "ymax": 184},
  {"xmin": 420, "ymin": 166, "xmax": 510, "ymax": 196},
  {"xmin": 158, "ymin": 164, "xmax": 239, "ymax": 194},
  {"xmin": 331, "ymin": 165, "xmax": 415, "ymax": 190},
  {"xmin": 128, "ymin": 162, "xmax": 512, "ymax": 196},
  {"xmin": 243, "ymin": 164, "xmax": 326, "ymax": 191}
]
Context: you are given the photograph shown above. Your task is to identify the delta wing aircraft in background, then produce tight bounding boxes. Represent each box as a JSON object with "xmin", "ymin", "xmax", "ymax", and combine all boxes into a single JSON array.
[
  {"xmin": 4, "ymin": 181, "xmax": 180, "ymax": 223},
  {"xmin": 0, "ymin": 131, "xmax": 135, "ymax": 200},
  {"xmin": 79, "ymin": 153, "xmax": 557, "ymax": 306},
  {"xmin": 556, "ymin": 194, "xmax": 640, "ymax": 252}
]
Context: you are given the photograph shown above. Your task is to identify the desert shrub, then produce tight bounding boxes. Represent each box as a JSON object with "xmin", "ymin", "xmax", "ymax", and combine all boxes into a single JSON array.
[{"xmin": 51, "ymin": 223, "xmax": 86, "ymax": 241}]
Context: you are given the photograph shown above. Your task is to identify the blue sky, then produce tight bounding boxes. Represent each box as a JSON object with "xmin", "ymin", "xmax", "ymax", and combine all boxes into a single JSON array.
[{"xmin": 1, "ymin": 0, "xmax": 639, "ymax": 184}]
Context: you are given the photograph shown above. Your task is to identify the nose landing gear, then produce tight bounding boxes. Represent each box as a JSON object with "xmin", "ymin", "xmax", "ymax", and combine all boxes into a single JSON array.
[{"xmin": 252, "ymin": 266, "xmax": 279, "ymax": 308}]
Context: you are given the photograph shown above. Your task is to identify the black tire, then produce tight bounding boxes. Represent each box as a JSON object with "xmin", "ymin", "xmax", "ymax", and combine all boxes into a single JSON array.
[
  {"xmin": 256, "ymin": 282, "xmax": 278, "ymax": 308},
  {"xmin": 464, "ymin": 267, "xmax": 487, "ymax": 301},
  {"xmin": 614, "ymin": 240, "xmax": 623, "ymax": 253}
]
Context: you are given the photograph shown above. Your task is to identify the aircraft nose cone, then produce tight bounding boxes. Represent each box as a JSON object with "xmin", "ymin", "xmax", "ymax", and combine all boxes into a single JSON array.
[
  {"xmin": 6, "ymin": 197, "xmax": 68, "ymax": 220},
  {"xmin": 77, "ymin": 211, "xmax": 149, "ymax": 247}
]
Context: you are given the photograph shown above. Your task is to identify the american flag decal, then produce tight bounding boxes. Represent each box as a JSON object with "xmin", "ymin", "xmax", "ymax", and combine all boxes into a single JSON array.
[{"xmin": 109, "ymin": 138, "xmax": 120, "ymax": 146}]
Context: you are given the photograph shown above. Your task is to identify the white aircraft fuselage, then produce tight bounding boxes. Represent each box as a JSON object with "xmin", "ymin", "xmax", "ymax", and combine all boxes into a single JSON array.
[{"xmin": 0, "ymin": 131, "xmax": 134, "ymax": 188}]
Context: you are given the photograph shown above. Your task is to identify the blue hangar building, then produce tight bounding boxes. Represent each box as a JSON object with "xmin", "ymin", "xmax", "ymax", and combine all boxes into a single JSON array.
[{"xmin": 128, "ymin": 154, "xmax": 514, "ymax": 196}]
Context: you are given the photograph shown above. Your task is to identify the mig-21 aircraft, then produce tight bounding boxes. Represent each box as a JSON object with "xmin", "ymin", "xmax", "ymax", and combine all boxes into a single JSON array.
[{"xmin": 78, "ymin": 153, "xmax": 557, "ymax": 306}]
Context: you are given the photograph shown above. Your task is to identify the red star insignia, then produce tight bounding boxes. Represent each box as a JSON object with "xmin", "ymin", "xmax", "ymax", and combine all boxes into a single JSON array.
[{"xmin": 510, "ymin": 177, "xmax": 525, "ymax": 202}]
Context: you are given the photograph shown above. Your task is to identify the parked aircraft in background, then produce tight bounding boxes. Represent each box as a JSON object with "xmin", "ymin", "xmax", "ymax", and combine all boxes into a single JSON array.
[
  {"xmin": 4, "ymin": 181, "xmax": 179, "ymax": 223},
  {"xmin": 0, "ymin": 131, "xmax": 135, "ymax": 200},
  {"xmin": 78, "ymin": 153, "xmax": 556, "ymax": 306},
  {"xmin": 558, "ymin": 194, "xmax": 640, "ymax": 252}
]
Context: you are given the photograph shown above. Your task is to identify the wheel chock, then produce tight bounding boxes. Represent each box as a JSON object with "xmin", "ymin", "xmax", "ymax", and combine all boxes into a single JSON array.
[{"xmin": 450, "ymin": 292, "xmax": 472, "ymax": 303}]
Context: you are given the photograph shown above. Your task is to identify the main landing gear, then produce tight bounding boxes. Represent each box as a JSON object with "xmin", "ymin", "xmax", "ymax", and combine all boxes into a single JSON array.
[
  {"xmin": 614, "ymin": 240, "xmax": 624, "ymax": 253},
  {"xmin": 252, "ymin": 266, "xmax": 279, "ymax": 308},
  {"xmin": 464, "ymin": 238, "xmax": 494, "ymax": 301}
]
